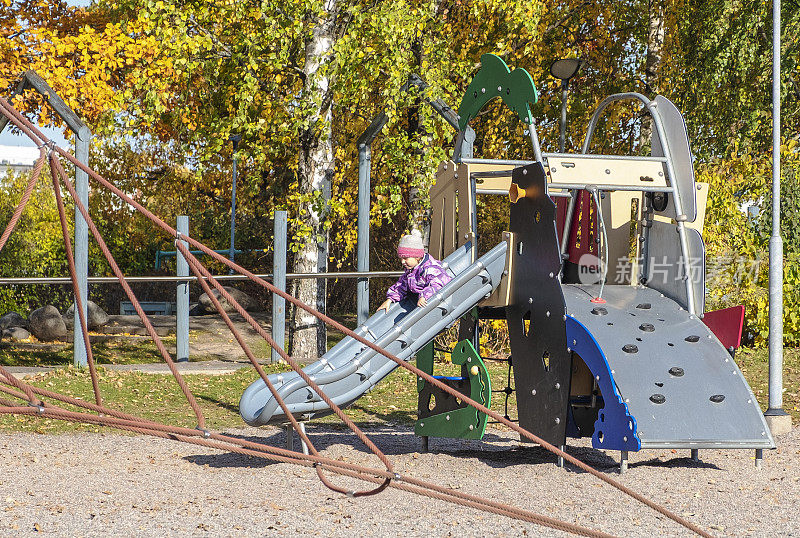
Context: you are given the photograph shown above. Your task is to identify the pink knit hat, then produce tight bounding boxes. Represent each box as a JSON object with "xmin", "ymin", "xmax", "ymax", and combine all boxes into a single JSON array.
[{"xmin": 397, "ymin": 231, "xmax": 425, "ymax": 258}]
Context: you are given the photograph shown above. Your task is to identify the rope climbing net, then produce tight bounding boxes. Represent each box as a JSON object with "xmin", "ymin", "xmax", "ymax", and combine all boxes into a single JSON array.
[{"xmin": 0, "ymin": 96, "xmax": 712, "ymax": 537}]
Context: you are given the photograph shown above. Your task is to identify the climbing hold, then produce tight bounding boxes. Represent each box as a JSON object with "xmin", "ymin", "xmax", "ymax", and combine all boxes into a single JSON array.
[
  {"xmin": 668, "ymin": 367, "xmax": 685, "ymax": 377},
  {"xmin": 470, "ymin": 365, "xmax": 479, "ymax": 376},
  {"xmin": 636, "ymin": 303, "xmax": 651, "ymax": 309},
  {"xmin": 710, "ymin": 394, "xmax": 725, "ymax": 403},
  {"xmin": 622, "ymin": 344, "xmax": 639, "ymax": 354},
  {"xmin": 685, "ymin": 335, "xmax": 700, "ymax": 343},
  {"xmin": 591, "ymin": 307, "xmax": 608, "ymax": 316},
  {"xmin": 650, "ymin": 394, "xmax": 666, "ymax": 404},
  {"xmin": 639, "ymin": 323, "xmax": 655, "ymax": 332}
]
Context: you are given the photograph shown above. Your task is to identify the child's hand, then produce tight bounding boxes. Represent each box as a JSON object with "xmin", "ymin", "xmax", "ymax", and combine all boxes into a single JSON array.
[
  {"xmin": 378, "ymin": 299, "xmax": 393, "ymax": 313},
  {"xmin": 417, "ymin": 296, "xmax": 427, "ymax": 308}
]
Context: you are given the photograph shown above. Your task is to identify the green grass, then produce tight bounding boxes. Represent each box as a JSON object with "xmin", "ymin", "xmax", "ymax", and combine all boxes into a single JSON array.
[
  {"xmin": 736, "ymin": 346, "xmax": 800, "ymax": 421},
  {"xmin": 1, "ymin": 346, "xmax": 797, "ymax": 435},
  {"xmin": 0, "ymin": 358, "xmax": 517, "ymax": 434},
  {"xmin": 0, "ymin": 366, "xmax": 282, "ymax": 433},
  {"xmin": 0, "ymin": 337, "xmax": 179, "ymax": 367}
]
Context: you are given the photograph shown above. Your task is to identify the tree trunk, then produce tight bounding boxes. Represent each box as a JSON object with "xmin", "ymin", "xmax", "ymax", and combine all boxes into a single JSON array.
[
  {"xmin": 640, "ymin": 0, "xmax": 665, "ymax": 151},
  {"xmin": 407, "ymin": 32, "xmax": 434, "ymax": 245},
  {"xmin": 291, "ymin": 1, "xmax": 336, "ymax": 360}
]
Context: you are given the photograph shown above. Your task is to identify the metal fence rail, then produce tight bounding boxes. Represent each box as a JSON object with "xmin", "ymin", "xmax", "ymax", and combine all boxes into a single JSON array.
[{"xmin": 0, "ymin": 271, "xmax": 403, "ymax": 285}]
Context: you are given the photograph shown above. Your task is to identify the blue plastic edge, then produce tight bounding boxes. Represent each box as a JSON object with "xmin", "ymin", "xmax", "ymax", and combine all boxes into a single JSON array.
[{"xmin": 565, "ymin": 315, "xmax": 641, "ymax": 452}]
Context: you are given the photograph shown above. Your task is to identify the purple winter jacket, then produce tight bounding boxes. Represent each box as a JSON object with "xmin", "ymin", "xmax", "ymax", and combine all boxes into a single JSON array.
[{"xmin": 386, "ymin": 254, "xmax": 453, "ymax": 302}]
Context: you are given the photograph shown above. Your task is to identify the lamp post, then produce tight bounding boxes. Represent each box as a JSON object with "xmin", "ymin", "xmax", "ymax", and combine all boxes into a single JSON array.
[
  {"xmin": 229, "ymin": 134, "xmax": 241, "ymax": 273},
  {"xmin": 766, "ymin": 0, "xmax": 791, "ymax": 435},
  {"xmin": 549, "ymin": 58, "xmax": 587, "ymax": 153}
]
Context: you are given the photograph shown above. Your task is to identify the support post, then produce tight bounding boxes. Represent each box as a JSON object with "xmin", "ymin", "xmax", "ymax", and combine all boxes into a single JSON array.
[
  {"xmin": 73, "ymin": 134, "xmax": 90, "ymax": 368},
  {"xmin": 285, "ymin": 423, "xmax": 293, "ymax": 452},
  {"xmin": 2, "ymin": 71, "xmax": 92, "ymax": 367},
  {"xmin": 755, "ymin": 448, "xmax": 763, "ymax": 469},
  {"xmin": 559, "ymin": 80, "xmax": 568, "ymax": 153},
  {"xmin": 272, "ymin": 211, "xmax": 287, "ymax": 363},
  {"xmin": 355, "ymin": 76, "xmax": 464, "ymax": 326},
  {"xmin": 285, "ymin": 423, "xmax": 308, "ymax": 454},
  {"xmin": 691, "ymin": 449, "xmax": 699, "ymax": 462},
  {"xmin": 229, "ymin": 135, "xmax": 241, "ymax": 272},
  {"xmin": 460, "ymin": 126, "xmax": 475, "ymax": 160},
  {"xmin": 766, "ymin": 0, "xmax": 792, "ymax": 435},
  {"xmin": 298, "ymin": 422, "xmax": 309, "ymax": 456},
  {"xmin": 176, "ymin": 216, "xmax": 189, "ymax": 362},
  {"xmin": 527, "ymin": 122, "xmax": 544, "ymax": 163},
  {"xmin": 619, "ymin": 450, "xmax": 629, "ymax": 474},
  {"xmin": 356, "ymin": 144, "xmax": 371, "ymax": 327}
]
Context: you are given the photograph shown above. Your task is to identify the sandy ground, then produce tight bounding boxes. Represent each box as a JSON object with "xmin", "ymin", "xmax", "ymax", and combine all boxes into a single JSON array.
[{"xmin": 1, "ymin": 423, "xmax": 797, "ymax": 537}]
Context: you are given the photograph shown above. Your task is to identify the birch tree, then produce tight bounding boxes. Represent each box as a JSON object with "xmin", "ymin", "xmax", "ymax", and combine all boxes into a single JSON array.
[{"xmin": 292, "ymin": 0, "xmax": 338, "ymax": 359}]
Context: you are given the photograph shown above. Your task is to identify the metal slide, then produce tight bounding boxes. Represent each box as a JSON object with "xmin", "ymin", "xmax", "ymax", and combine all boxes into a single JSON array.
[{"xmin": 240, "ymin": 241, "xmax": 508, "ymax": 426}]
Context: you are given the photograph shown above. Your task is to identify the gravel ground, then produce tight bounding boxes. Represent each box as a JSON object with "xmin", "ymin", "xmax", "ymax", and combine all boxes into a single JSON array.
[{"xmin": 1, "ymin": 424, "xmax": 797, "ymax": 537}]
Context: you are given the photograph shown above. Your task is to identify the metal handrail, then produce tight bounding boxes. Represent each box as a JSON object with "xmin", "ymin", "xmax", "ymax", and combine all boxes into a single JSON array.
[{"xmin": 0, "ymin": 270, "xmax": 404, "ymax": 285}]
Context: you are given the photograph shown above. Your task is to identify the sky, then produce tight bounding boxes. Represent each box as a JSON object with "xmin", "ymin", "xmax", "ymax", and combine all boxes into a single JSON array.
[{"xmin": 0, "ymin": 126, "xmax": 70, "ymax": 148}]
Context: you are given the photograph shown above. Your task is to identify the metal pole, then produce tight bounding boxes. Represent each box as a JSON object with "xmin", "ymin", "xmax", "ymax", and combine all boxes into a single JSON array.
[
  {"xmin": 272, "ymin": 211, "xmax": 287, "ymax": 363},
  {"xmin": 460, "ymin": 126, "xmax": 475, "ymax": 160},
  {"xmin": 356, "ymin": 145, "xmax": 371, "ymax": 327},
  {"xmin": 229, "ymin": 137, "xmax": 240, "ymax": 272},
  {"xmin": 558, "ymin": 79, "xmax": 574, "ymax": 260},
  {"xmin": 176, "ymin": 216, "xmax": 189, "ymax": 363},
  {"xmin": 766, "ymin": 0, "xmax": 790, "ymax": 430},
  {"xmin": 559, "ymin": 80, "xmax": 569, "ymax": 153},
  {"xmin": 73, "ymin": 134, "xmax": 90, "ymax": 368},
  {"xmin": 527, "ymin": 122, "xmax": 544, "ymax": 163},
  {"xmin": 0, "ymin": 270, "xmax": 403, "ymax": 285}
]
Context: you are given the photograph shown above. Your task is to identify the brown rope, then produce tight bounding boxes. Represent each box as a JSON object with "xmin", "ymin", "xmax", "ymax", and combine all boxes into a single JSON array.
[
  {"xmin": 49, "ymin": 152, "xmax": 103, "ymax": 406},
  {"xmin": 0, "ymin": 147, "xmax": 46, "ymax": 251},
  {"xmin": 51, "ymin": 146, "xmax": 391, "ymax": 496},
  {"xmin": 181, "ymin": 247, "xmax": 391, "ymax": 496},
  {"xmin": 0, "ymin": 95, "xmax": 712, "ymax": 537},
  {"xmin": 0, "ymin": 373, "xmax": 159, "ymax": 426},
  {"xmin": 0, "ymin": 365, "xmax": 42, "ymax": 407},
  {"xmin": 0, "ymin": 405, "xmax": 616, "ymax": 537},
  {"xmin": 48, "ymin": 151, "xmax": 208, "ymax": 430},
  {"xmin": 178, "ymin": 243, "xmax": 397, "ymax": 476}
]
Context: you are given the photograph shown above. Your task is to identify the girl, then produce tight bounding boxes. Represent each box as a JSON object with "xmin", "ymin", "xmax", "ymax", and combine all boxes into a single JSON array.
[{"xmin": 378, "ymin": 231, "xmax": 452, "ymax": 312}]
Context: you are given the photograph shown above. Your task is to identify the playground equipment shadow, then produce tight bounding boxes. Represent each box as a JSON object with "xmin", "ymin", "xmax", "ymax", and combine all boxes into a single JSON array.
[{"xmin": 216, "ymin": 423, "xmax": 723, "ymax": 473}]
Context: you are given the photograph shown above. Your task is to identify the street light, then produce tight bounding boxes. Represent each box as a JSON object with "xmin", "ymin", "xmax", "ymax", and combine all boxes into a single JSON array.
[
  {"xmin": 550, "ymin": 58, "xmax": 587, "ymax": 153},
  {"xmin": 229, "ymin": 134, "xmax": 242, "ymax": 273}
]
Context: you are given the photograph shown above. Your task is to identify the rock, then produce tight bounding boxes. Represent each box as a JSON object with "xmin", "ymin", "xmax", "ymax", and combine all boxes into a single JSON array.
[
  {"xmin": 188, "ymin": 303, "xmax": 205, "ymax": 316},
  {"xmin": 199, "ymin": 286, "xmax": 257, "ymax": 314},
  {"xmin": 65, "ymin": 301, "xmax": 110, "ymax": 329},
  {"xmin": 0, "ymin": 311, "xmax": 27, "ymax": 330},
  {"xmin": 28, "ymin": 305, "xmax": 68, "ymax": 342},
  {"xmin": 2, "ymin": 327, "xmax": 30, "ymax": 342}
]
